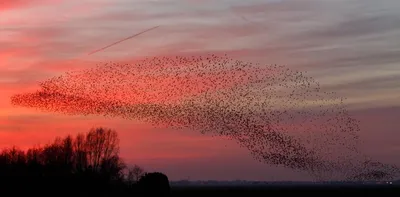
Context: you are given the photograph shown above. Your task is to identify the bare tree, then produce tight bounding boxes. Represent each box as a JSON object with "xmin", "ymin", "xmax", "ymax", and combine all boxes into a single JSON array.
[
  {"xmin": 26, "ymin": 145, "xmax": 44, "ymax": 165},
  {"xmin": 127, "ymin": 164, "xmax": 145, "ymax": 184},
  {"xmin": 85, "ymin": 127, "xmax": 120, "ymax": 172},
  {"xmin": 100, "ymin": 155, "xmax": 126, "ymax": 181},
  {"xmin": 73, "ymin": 133, "xmax": 87, "ymax": 171},
  {"xmin": 0, "ymin": 126, "xmax": 133, "ymax": 193},
  {"xmin": 62, "ymin": 135, "xmax": 74, "ymax": 167},
  {"xmin": 1, "ymin": 146, "xmax": 26, "ymax": 165}
]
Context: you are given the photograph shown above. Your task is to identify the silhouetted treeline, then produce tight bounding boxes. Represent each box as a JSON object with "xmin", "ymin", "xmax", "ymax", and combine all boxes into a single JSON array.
[{"xmin": 0, "ymin": 127, "xmax": 170, "ymax": 196}]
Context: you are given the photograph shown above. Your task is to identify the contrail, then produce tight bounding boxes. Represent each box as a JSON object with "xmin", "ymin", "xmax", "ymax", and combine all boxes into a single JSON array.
[{"xmin": 88, "ymin": 26, "xmax": 160, "ymax": 55}]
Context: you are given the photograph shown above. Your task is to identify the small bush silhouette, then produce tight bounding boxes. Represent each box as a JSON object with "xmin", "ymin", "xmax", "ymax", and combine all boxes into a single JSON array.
[{"xmin": 138, "ymin": 172, "xmax": 171, "ymax": 195}]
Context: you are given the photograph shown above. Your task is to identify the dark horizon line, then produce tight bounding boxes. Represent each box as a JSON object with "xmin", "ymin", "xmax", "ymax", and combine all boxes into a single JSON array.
[{"xmin": 169, "ymin": 180, "xmax": 399, "ymax": 183}]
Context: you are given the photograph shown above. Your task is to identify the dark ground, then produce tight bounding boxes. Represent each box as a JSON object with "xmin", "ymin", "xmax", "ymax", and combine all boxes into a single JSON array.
[
  {"xmin": 170, "ymin": 185, "xmax": 400, "ymax": 196},
  {"xmin": 3, "ymin": 184, "xmax": 399, "ymax": 196}
]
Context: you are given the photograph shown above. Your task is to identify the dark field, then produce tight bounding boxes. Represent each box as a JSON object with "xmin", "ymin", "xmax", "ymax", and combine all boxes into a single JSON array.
[{"xmin": 170, "ymin": 185, "xmax": 400, "ymax": 196}]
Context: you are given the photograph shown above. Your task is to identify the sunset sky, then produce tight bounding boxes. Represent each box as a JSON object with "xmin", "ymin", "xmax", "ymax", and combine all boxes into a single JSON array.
[{"xmin": 1, "ymin": 0, "xmax": 400, "ymax": 181}]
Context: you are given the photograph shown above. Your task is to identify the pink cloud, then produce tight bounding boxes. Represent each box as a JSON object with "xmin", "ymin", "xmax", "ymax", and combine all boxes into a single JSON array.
[
  {"xmin": 0, "ymin": 0, "xmax": 61, "ymax": 11},
  {"xmin": 230, "ymin": 1, "xmax": 312, "ymax": 15}
]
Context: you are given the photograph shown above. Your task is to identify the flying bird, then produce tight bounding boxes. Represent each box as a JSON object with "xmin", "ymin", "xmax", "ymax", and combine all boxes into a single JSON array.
[{"xmin": 87, "ymin": 26, "xmax": 160, "ymax": 55}]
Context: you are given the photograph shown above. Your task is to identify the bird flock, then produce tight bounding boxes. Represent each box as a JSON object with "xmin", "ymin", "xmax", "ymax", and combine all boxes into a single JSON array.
[{"xmin": 11, "ymin": 54, "xmax": 399, "ymax": 181}]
